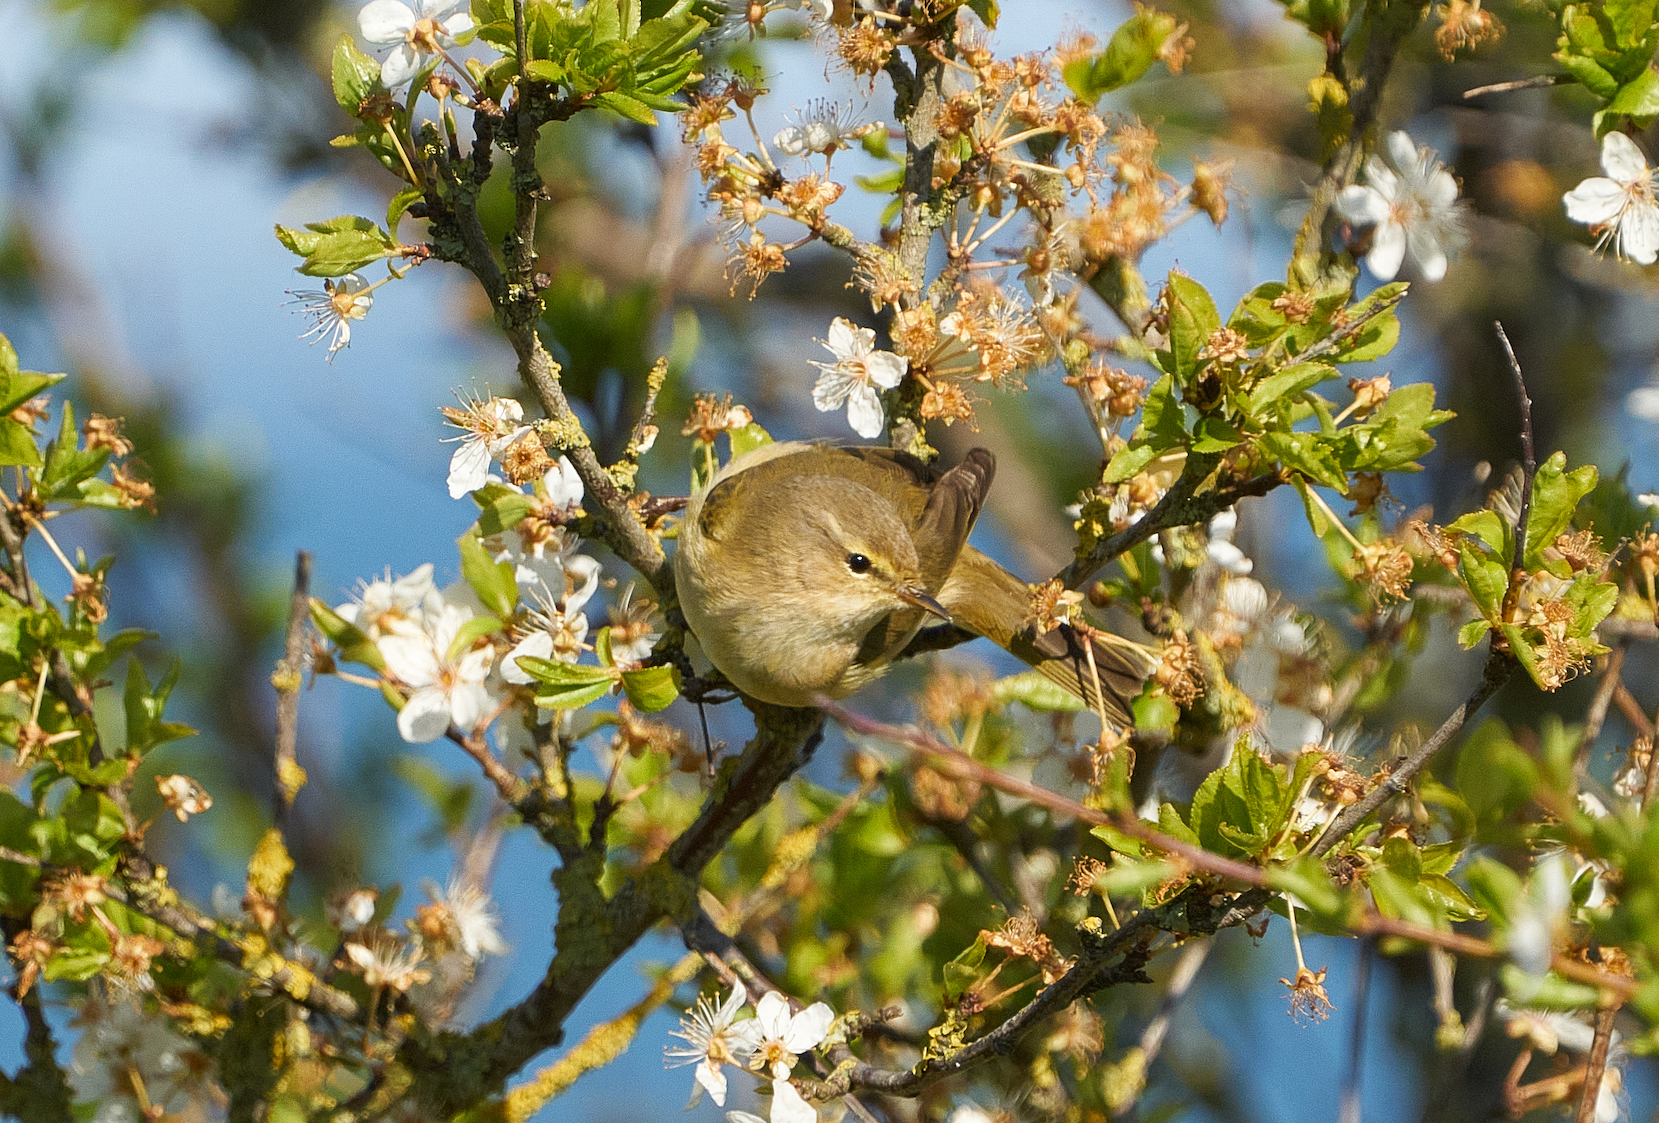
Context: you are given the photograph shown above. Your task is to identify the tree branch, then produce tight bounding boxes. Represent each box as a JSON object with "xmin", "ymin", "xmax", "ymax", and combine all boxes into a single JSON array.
[{"xmin": 400, "ymin": 703, "xmax": 824, "ymax": 1113}]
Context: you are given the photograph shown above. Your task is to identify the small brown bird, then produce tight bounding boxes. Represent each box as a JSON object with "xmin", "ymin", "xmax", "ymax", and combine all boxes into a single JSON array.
[{"xmin": 673, "ymin": 441, "xmax": 1149, "ymax": 721}]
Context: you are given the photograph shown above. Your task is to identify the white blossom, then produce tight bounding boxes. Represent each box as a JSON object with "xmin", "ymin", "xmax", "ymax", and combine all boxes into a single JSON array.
[
  {"xmin": 426, "ymin": 879, "xmax": 508, "ymax": 959},
  {"xmin": 379, "ymin": 600, "xmax": 494, "ymax": 742},
  {"xmin": 607, "ymin": 585, "xmax": 662, "ymax": 667},
  {"xmin": 810, "ymin": 318, "xmax": 907, "ymax": 438},
  {"xmin": 798, "ymin": 0, "xmax": 833, "ymax": 19},
  {"xmin": 542, "ymin": 455, "xmax": 585, "ymax": 511},
  {"xmin": 442, "ymin": 395, "xmax": 532, "ymax": 499},
  {"xmin": 1564, "ymin": 130, "xmax": 1659, "ymax": 266},
  {"xmin": 774, "ymin": 100, "xmax": 872, "ymax": 158},
  {"xmin": 338, "ymin": 563, "xmax": 440, "ymax": 640},
  {"xmin": 504, "ymin": 587, "xmax": 597, "ymax": 683},
  {"xmin": 1508, "ymin": 852, "xmax": 1571, "ymax": 976},
  {"xmin": 70, "ymin": 996, "xmax": 219, "ymax": 1119},
  {"xmin": 345, "ymin": 933, "xmax": 431, "ymax": 991},
  {"xmin": 358, "ymin": 0, "xmax": 474, "ymax": 88},
  {"xmin": 666, "ymin": 985, "xmax": 753, "ymax": 1107},
  {"xmin": 1335, "ymin": 131, "xmax": 1468, "ymax": 282},
  {"xmin": 286, "ymin": 273, "xmax": 373, "ymax": 362},
  {"xmin": 746, "ymin": 991, "xmax": 834, "ymax": 1079}
]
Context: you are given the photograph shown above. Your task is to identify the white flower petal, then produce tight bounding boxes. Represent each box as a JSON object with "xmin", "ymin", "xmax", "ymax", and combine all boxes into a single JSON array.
[
  {"xmin": 441, "ymin": 12, "xmax": 473, "ymax": 36},
  {"xmin": 864, "ymin": 350, "xmax": 908, "ymax": 389},
  {"xmin": 505, "ymin": 631, "xmax": 555, "ymax": 684},
  {"xmin": 544, "ymin": 456, "xmax": 585, "ymax": 509},
  {"xmin": 1426, "ymin": 168, "xmax": 1460, "ymax": 211},
  {"xmin": 755, "ymin": 992, "xmax": 793, "ymax": 1039},
  {"xmin": 1334, "ymin": 185, "xmax": 1389, "ymax": 226},
  {"xmin": 780, "ymin": 1002, "xmax": 833, "ymax": 1052},
  {"xmin": 380, "ymin": 44, "xmax": 423, "ymax": 88},
  {"xmin": 360, "ymin": 0, "xmax": 416, "ymax": 44},
  {"xmin": 769, "ymin": 1079, "xmax": 817, "ymax": 1123},
  {"xmin": 1360, "ymin": 155, "xmax": 1399, "ymax": 202},
  {"xmin": 844, "ymin": 383, "xmax": 886, "ymax": 438},
  {"xmin": 1407, "ymin": 225, "xmax": 1448, "ymax": 282},
  {"xmin": 380, "ymin": 635, "xmax": 440, "ymax": 688},
  {"xmin": 448, "ymin": 680, "xmax": 489, "ymax": 733},
  {"xmin": 824, "ymin": 318, "xmax": 871, "ymax": 360},
  {"xmin": 1619, "ymin": 198, "xmax": 1659, "ymax": 264},
  {"xmin": 1563, "ymin": 177, "xmax": 1628, "ymax": 226},
  {"xmin": 1385, "ymin": 130, "xmax": 1419, "ymax": 173},
  {"xmin": 1365, "ymin": 221, "xmax": 1407, "ymax": 281},
  {"xmin": 812, "ymin": 368, "xmax": 854, "ymax": 411},
  {"xmin": 448, "ymin": 438, "xmax": 492, "ymax": 499},
  {"xmin": 414, "ymin": 0, "xmax": 464, "ymax": 18},
  {"xmin": 774, "ymin": 126, "xmax": 808, "ymax": 156},
  {"xmin": 397, "ymin": 688, "xmax": 454, "ymax": 743},
  {"xmin": 696, "ymin": 1058, "xmax": 729, "ymax": 1107},
  {"xmin": 1600, "ymin": 129, "xmax": 1648, "ymax": 184}
]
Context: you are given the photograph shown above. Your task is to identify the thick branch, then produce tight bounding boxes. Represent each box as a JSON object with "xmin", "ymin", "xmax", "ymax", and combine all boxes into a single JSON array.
[{"xmin": 401, "ymin": 703, "xmax": 823, "ymax": 1113}]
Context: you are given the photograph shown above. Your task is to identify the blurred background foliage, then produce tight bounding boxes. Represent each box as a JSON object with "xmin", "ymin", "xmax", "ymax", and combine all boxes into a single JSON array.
[{"xmin": 3, "ymin": 0, "xmax": 1659, "ymax": 1118}]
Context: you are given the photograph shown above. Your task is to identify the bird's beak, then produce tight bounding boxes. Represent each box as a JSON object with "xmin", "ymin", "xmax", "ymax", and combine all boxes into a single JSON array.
[{"xmin": 897, "ymin": 584, "xmax": 951, "ymax": 621}]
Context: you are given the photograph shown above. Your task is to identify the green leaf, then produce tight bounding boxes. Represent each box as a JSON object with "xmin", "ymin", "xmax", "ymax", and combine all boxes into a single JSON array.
[
  {"xmin": 388, "ymin": 187, "xmax": 424, "ymax": 234},
  {"xmin": 1447, "ymin": 508, "xmax": 1510, "ymax": 557},
  {"xmin": 1061, "ymin": 6, "xmax": 1180, "ymax": 100},
  {"xmin": 728, "ymin": 422, "xmax": 773, "ymax": 460},
  {"xmin": 966, "ymin": 0, "xmax": 1000, "ymax": 25},
  {"xmin": 1247, "ymin": 362, "xmax": 1336, "ymax": 416},
  {"xmin": 1089, "ymin": 822, "xmax": 1144, "ymax": 858},
  {"xmin": 1291, "ymin": 476, "xmax": 1331, "ymax": 539},
  {"xmin": 1456, "ymin": 720, "xmax": 1540, "ymax": 822},
  {"xmin": 1524, "ymin": 452, "xmax": 1598, "ymax": 570},
  {"xmin": 1156, "ymin": 802, "xmax": 1199, "ymax": 847},
  {"xmin": 1458, "ymin": 540, "xmax": 1511, "ymax": 622},
  {"xmin": 594, "ymin": 90, "xmax": 660, "ymax": 125},
  {"xmin": 0, "ymin": 367, "xmax": 63, "ymax": 418},
  {"xmin": 1457, "ymin": 618, "xmax": 1493, "ymax": 649},
  {"xmin": 992, "ymin": 671, "xmax": 1086, "ymax": 713},
  {"xmin": 458, "ymin": 533, "xmax": 518, "ymax": 618},
  {"xmin": 332, "ymin": 35, "xmax": 383, "ymax": 114},
  {"xmin": 0, "ymin": 419, "xmax": 40, "ymax": 468},
  {"xmin": 445, "ymin": 615, "xmax": 504, "ymax": 662},
  {"xmin": 39, "ymin": 404, "xmax": 110, "ymax": 500},
  {"xmin": 308, "ymin": 598, "xmax": 387, "ymax": 673},
  {"xmin": 1326, "ymin": 311, "xmax": 1400, "ymax": 363},
  {"xmin": 1165, "ymin": 273, "xmax": 1221, "ymax": 385},
  {"xmin": 274, "ymin": 216, "xmax": 398, "ymax": 278},
  {"xmin": 475, "ymin": 486, "xmax": 535, "ymax": 536},
  {"xmin": 517, "ymin": 656, "xmax": 615, "ymax": 710},
  {"xmin": 943, "ymin": 934, "xmax": 988, "ymax": 1002},
  {"xmin": 1500, "ymin": 964, "xmax": 1603, "ymax": 1008},
  {"xmin": 621, "ymin": 664, "xmax": 681, "ymax": 712},
  {"xmin": 1608, "ymin": 68, "xmax": 1659, "ymax": 116},
  {"xmin": 1266, "ymin": 856, "xmax": 1349, "ymax": 922}
]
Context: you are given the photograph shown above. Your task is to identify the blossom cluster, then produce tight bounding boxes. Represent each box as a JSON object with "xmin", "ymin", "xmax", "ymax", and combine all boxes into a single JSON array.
[{"xmin": 666, "ymin": 987, "xmax": 834, "ymax": 1123}]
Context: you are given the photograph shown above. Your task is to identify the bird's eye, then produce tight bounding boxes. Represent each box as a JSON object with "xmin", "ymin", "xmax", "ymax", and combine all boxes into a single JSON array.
[{"xmin": 846, "ymin": 553, "xmax": 873, "ymax": 575}]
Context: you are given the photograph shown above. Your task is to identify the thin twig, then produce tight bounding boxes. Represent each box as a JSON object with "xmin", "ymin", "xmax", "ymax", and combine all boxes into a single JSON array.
[
  {"xmin": 1573, "ymin": 1004, "xmax": 1620, "ymax": 1123},
  {"xmin": 1574, "ymin": 643, "xmax": 1626, "ymax": 775},
  {"xmin": 822, "ymin": 700, "xmax": 1270, "ymax": 887},
  {"xmin": 272, "ymin": 550, "xmax": 311, "ymax": 833},
  {"xmin": 1463, "ymin": 74, "xmax": 1567, "ymax": 99},
  {"xmin": 1613, "ymin": 683, "xmax": 1655, "ymax": 738},
  {"xmin": 1110, "ymin": 939, "xmax": 1211, "ymax": 1118},
  {"xmin": 1315, "ymin": 650, "xmax": 1510, "ymax": 855},
  {"xmin": 1494, "ymin": 322, "xmax": 1536, "ymax": 582}
]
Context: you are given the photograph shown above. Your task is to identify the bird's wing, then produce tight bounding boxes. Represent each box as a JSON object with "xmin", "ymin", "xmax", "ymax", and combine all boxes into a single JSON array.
[{"xmin": 939, "ymin": 547, "xmax": 1150, "ymax": 727}]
